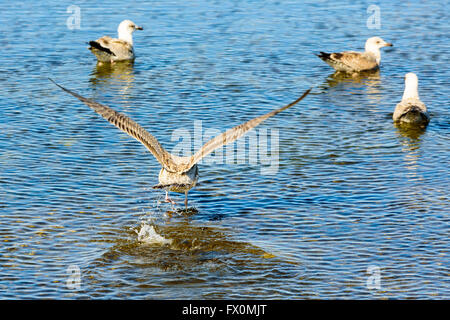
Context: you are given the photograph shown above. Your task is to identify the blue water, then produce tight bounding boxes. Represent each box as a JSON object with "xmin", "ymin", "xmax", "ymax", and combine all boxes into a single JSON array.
[{"xmin": 0, "ymin": 0, "xmax": 448, "ymax": 299}]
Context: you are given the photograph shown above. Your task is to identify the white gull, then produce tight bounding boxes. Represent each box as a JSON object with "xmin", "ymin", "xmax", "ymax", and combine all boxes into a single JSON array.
[
  {"xmin": 317, "ymin": 37, "xmax": 393, "ymax": 73},
  {"xmin": 393, "ymin": 73, "xmax": 429, "ymax": 127},
  {"xmin": 88, "ymin": 20, "xmax": 143, "ymax": 63}
]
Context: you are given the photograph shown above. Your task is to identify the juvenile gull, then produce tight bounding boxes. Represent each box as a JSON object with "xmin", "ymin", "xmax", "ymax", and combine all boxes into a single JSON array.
[
  {"xmin": 393, "ymin": 73, "xmax": 429, "ymax": 127},
  {"xmin": 317, "ymin": 37, "xmax": 393, "ymax": 73},
  {"xmin": 49, "ymin": 79, "xmax": 310, "ymax": 208},
  {"xmin": 88, "ymin": 20, "xmax": 143, "ymax": 63}
]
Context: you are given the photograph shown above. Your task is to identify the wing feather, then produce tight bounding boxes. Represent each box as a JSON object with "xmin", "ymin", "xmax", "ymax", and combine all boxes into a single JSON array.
[
  {"xmin": 330, "ymin": 51, "xmax": 378, "ymax": 71},
  {"xmin": 89, "ymin": 36, "xmax": 134, "ymax": 60},
  {"xmin": 49, "ymin": 79, "xmax": 181, "ymax": 172},
  {"xmin": 183, "ymin": 88, "xmax": 311, "ymax": 171}
]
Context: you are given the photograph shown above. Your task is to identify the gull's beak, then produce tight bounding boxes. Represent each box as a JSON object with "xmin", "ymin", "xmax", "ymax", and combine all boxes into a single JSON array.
[
  {"xmin": 135, "ymin": 26, "xmax": 143, "ymax": 30},
  {"xmin": 384, "ymin": 42, "xmax": 393, "ymax": 47}
]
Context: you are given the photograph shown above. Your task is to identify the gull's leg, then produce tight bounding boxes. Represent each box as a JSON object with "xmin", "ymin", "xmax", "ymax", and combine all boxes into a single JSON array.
[
  {"xmin": 165, "ymin": 191, "xmax": 176, "ymax": 205},
  {"xmin": 184, "ymin": 191, "xmax": 188, "ymax": 209}
]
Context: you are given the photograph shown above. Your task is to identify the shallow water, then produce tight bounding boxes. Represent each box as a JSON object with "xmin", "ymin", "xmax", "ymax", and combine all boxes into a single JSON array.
[{"xmin": 0, "ymin": 0, "xmax": 449, "ymax": 299}]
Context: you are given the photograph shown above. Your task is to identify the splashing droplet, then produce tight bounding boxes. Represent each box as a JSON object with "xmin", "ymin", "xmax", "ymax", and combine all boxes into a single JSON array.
[{"xmin": 136, "ymin": 224, "xmax": 172, "ymax": 245}]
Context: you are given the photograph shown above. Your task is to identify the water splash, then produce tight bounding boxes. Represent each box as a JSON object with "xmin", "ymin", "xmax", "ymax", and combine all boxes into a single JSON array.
[{"xmin": 136, "ymin": 224, "xmax": 172, "ymax": 246}]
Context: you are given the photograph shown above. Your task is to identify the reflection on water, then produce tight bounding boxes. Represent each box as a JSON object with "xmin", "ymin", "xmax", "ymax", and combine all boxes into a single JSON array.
[
  {"xmin": 324, "ymin": 70, "xmax": 381, "ymax": 93},
  {"xmin": 89, "ymin": 60, "xmax": 136, "ymax": 96},
  {"xmin": 395, "ymin": 123, "xmax": 427, "ymax": 140},
  {"xmin": 394, "ymin": 128, "xmax": 430, "ymax": 217},
  {"xmin": 326, "ymin": 70, "xmax": 381, "ymax": 85},
  {"xmin": 319, "ymin": 70, "xmax": 384, "ymax": 114},
  {"xmin": 397, "ymin": 127, "xmax": 423, "ymax": 175}
]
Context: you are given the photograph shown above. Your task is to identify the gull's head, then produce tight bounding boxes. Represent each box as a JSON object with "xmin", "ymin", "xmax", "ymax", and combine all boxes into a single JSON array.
[
  {"xmin": 117, "ymin": 20, "xmax": 143, "ymax": 43},
  {"xmin": 365, "ymin": 36, "xmax": 393, "ymax": 52},
  {"xmin": 402, "ymin": 72, "xmax": 419, "ymax": 100},
  {"xmin": 118, "ymin": 20, "xmax": 143, "ymax": 34}
]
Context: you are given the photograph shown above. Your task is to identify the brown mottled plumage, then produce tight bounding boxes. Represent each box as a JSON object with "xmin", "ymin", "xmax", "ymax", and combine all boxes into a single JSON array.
[
  {"xmin": 88, "ymin": 20, "xmax": 143, "ymax": 62},
  {"xmin": 318, "ymin": 51, "xmax": 379, "ymax": 72},
  {"xmin": 317, "ymin": 37, "xmax": 393, "ymax": 73},
  {"xmin": 49, "ymin": 78, "xmax": 311, "ymax": 208}
]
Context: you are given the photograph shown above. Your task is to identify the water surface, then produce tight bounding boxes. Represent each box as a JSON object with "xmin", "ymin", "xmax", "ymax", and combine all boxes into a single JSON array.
[{"xmin": 0, "ymin": 0, "xmax": 448, "ymax": 299}]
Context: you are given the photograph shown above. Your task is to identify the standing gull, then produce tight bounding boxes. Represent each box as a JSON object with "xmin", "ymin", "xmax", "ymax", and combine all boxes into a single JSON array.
[
  {"xmin": 317, "ymin": 37, "xmax": 393, "ymax": 73},
  {"xmin": 88, "ymin": 20, "xmax": 143, "ymax": 63},
  {"xmin": 393, "ymin": 73, "xmax": 429, "ymax": 126},
  {"xmin": 49, "ymin": 79, "xmax": 310, "ymax": 208}
]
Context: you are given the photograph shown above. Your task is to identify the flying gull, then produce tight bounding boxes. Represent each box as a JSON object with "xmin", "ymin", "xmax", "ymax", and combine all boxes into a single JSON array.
[
  {"xmin": 393, "ymin": 73, "xmax": 429, "ymax": 126},
  {"xmin": 317, "ymin": 37, "xmax": 393, "ymax": 73},
  {"xmin": 49, "ymin": 79, "xmax": 311, "ymax": 208},
  {"xmin": 88, "ymin": 20, "xmax": 143, "ymax": 63}
]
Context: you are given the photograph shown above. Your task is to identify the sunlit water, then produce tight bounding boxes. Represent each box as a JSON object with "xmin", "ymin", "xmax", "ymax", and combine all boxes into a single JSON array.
[{"xmin": 0, "ymin": 1, "xmax": 448, "ymax": 299}]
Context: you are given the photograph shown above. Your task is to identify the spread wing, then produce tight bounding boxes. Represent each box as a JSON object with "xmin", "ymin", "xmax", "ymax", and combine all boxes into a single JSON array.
[
  {"xmin": 49, "ymin": 79, "xmax": 183, "ymax": 172},
  {"xmin": 318, "ymin": 51, "xmax": 378, "ymax": 71},
  {"xmin": 181, "ymin": 88, "xmax": 311, "ymax": 171}
]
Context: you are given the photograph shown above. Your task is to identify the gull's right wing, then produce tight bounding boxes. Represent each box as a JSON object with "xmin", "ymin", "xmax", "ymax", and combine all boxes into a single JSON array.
[{"xmin": 49, "ymin": 79, "xmax": 182, "ymax": 172}]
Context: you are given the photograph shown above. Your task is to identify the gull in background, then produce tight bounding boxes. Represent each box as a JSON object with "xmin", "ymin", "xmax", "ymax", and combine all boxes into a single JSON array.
[
  {"xmin": 393, "ymin": 73, "xmax": 429, "ymax": 127},
  {"xmin": 317, "ymin": 37, "xmax": 393, "ymax": 73},
  {"xmin": 88, "ymin": 20, "xmax": 143, "ymax": 63},
  {"xmin": 49, "ymin": 79, "xmax": 310, "ymax": 209}
]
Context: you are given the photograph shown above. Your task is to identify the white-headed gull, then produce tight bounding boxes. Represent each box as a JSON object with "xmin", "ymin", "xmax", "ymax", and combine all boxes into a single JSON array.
[
  {"xmin": 88, "ymin": 20, "xmax": 143, "ymax": 62},
  {"xmin": 317, "ymin": 37, "xmax": 393, "ymax": 73}
]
